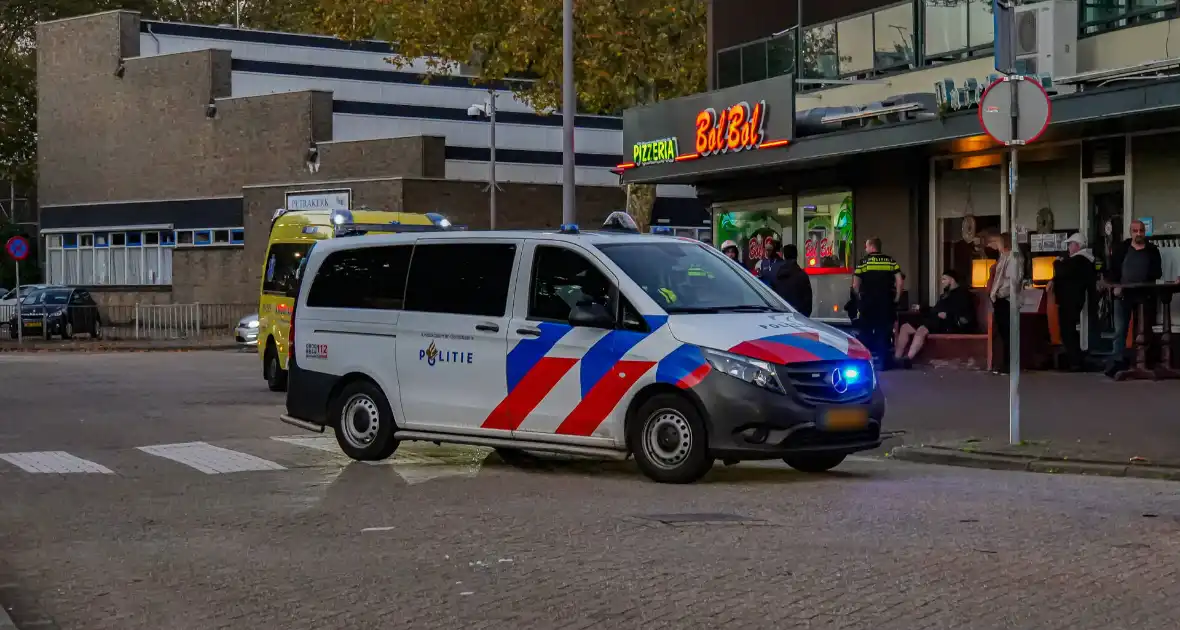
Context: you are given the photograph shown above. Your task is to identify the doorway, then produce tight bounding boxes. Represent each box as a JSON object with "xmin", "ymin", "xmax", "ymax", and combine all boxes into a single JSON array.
[{"xmin": 1082, "ymin": 180, "xmax": 1124, "ymax": 355}]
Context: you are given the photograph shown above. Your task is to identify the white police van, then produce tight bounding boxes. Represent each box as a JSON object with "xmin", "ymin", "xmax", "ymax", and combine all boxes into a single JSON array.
[{"xmin": 280, "ymin": 213, "xmax": 886, "ymax": 483}]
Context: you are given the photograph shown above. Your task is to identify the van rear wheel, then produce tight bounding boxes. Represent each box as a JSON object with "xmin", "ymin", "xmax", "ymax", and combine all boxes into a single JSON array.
[
  {"xmin": 331, "ymin": 380, "xmax": 399, "ymax": 461},
  {"xmin": 264, "ymin": 344, "xmax": 287, "ymax": 392},
  {"xmin": 628, "ymin": 393, "xmax": 713, "ymax": 484}
]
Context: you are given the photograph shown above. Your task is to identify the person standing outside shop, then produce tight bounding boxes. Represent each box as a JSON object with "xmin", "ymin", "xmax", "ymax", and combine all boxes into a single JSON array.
[
  {"xmin": 774, "ymin": 243, "xmax": 813, "ymax": 316},
  {"xmin": 852, "ymin": 237, "xmax": 903, "ymax": 368},
  {"xmin": 720, "ymin": 240, "xmax": 741, "ymax": 263},
  {"xmin": 756, "ymin": 236, "xmax": 784, "ymax": 287},
  {"xmin": 988, "ymin": 232, "xmax": 1020, "ymax": 375},
  {"xmin": 1104, "ymin": 219, "xmax": 1162, "ymax": 375},
  {"xmin": 1050, "ymin": 233, "xmax": 1097, "ymax": 371}
]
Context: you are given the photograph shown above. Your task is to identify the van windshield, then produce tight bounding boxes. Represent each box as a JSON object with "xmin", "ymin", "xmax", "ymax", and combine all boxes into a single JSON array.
[{"xmin": 596, "ymin": 241, "xmax": 788, "ymax": 314}]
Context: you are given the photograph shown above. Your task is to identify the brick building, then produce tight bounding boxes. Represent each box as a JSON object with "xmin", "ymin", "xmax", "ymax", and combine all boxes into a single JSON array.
[{"xmin": 37, "ymin": 11, "xmax": 701, "ymax": 307}]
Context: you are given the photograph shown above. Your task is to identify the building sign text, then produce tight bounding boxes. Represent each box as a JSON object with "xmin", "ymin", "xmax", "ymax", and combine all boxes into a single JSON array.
[
  {"xmin": 695, "ymin": 101, "xmax": 766, "ymax": 156},
  {"xmin": 632, "ymin": 137, "xmax": 679, "ymax": 166}
]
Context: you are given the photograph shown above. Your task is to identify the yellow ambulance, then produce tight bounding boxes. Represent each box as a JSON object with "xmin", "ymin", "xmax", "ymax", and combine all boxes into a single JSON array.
[{"xmin": 259, "ymin": 207, "xmax": 454, "ymax": 391}]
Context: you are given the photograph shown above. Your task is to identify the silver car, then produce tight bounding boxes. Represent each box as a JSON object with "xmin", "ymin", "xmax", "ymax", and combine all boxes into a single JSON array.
[{"xmin": 235, "ymin": 313, "xmax": 259, "ymax": 347}]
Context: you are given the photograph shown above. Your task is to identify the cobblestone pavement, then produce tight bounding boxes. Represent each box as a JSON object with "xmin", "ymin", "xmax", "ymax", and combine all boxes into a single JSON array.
[{"xmin": 2, "ymin": 353, "xmax": 1180, "ymax": 630}]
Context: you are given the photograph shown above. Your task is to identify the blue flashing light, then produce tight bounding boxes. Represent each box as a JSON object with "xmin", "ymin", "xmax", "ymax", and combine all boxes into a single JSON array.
[
  {"xmin": 560, "ymin": 223, "xmax": 580, "ymax": 234},
  {"xmin": 329, "ymin": 208, "xmax": 354, "ymax": 226},
  {"xmin": 842, "ymin": 367, "xmax": 861, "ymax": 383},
  {"xmin": 425, "ymin": 212, "xmax": 452, "ymax": 228}
]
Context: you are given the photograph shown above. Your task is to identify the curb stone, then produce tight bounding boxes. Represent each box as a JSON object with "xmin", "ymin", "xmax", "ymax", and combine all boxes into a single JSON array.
[
  {"xmin": 0, "ymin": 343, "xmax": 241, "ymax": 354},
  {"xmin": 889, "ymin": 445, "xmax": 1180, "ymax": 481}
]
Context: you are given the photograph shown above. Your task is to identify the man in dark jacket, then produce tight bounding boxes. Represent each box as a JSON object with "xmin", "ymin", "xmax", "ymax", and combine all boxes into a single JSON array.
[
  {"xmin": 774, "ymin": 243, "xmax": 813, "ymax": 316},
  {"xmin": 755, "ymin": 236, "xmax": 784, "ymax": 286},
  {"xmin": 1105, "ymin": 220, "xmax": 1163, "ymax": 374},
  {"xmin": 1051, "ymin": 233, "xmax": 1097, "ymax": 371}
]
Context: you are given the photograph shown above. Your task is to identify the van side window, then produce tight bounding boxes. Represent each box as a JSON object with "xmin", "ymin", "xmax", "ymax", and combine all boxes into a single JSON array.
[
  {"xmin": 307, "ymin": 245, "xmax": 412, "ymax": 310},
  {"xmin": 263, "ymin": 243, "xmax": 312, "ymax": 298},
  {"xmin": 529, "ymin": 245, "xmax": 615, "ymax": 323},
  {"xmin": 404, "ymin": 243, "xmax": 517, "ymax": 317}
]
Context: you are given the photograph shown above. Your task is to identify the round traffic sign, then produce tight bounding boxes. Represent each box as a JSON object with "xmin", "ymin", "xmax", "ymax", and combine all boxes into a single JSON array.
[
  {"xmin": 5, "ymin": 236, "xmax": 29, "ymax": 261},
  {"xmin": 978, "ymin": 76, "xmax": 1052, "ymax": 146}
]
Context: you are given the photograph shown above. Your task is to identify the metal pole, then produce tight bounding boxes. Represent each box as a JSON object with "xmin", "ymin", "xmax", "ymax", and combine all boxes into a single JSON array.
[
  {"xmin": 488, "ymin": 88, "xmax": 497, "ymax": 230},
  {"xmin": 14, "ymin": 261, "xmax": 21, "ymax": 344},
  {"xmin": 1008, "ymin": 76, "xmax": 1021, "ymax": 446},
  {"xmin": 235, "ymin": 1, "xmax": 241, "ymax": 28},
  {"xmin": 561, "ymin": 0, "xmax": 576, "ymax": 225}
]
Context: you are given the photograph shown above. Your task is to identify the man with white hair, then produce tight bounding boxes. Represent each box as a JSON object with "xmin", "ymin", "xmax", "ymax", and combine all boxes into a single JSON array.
[{"xmin": 1051, "ymin": 233, "xmax": 1097, "ymax": 371}]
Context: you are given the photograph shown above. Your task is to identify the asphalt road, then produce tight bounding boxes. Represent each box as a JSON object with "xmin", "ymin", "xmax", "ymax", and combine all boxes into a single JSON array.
[{"xmin": 2, "ymin": 352, "xmax": 1180, "ymax": 630}]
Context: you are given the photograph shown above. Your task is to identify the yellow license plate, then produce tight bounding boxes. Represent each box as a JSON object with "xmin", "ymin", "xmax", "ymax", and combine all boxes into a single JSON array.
[
  {"xmin": 821, "ymin": 407, "xmax": 868, "ymax": 432},
  {"xmin": 25, "ymin": 321, "xmax": 41, "ymax": 327}
]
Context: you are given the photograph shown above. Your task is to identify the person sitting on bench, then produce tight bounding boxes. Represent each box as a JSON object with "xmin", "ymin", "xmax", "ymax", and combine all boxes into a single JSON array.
[{"xmin": 893, "ymin": 269, "xmax": 977, "ymax": 369}]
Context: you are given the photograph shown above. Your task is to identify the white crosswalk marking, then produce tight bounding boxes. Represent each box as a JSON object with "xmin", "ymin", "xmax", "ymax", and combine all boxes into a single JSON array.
[
  {"xmin": 0, "ymin": 451, "xmax": 114, "ymax": 474},
  {"xmin": 269, "ymin": 435, "xmax": 442, "ymax": 465},
  {"xmin": 137, "ymin": 442, "xmax": 286, "ymax": 474}
]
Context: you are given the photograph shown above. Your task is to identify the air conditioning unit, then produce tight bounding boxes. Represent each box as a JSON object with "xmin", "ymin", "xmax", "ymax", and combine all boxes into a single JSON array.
[{"xmin": 1014, "ymin": 0, "xmax": 1078, "ymax": 89}]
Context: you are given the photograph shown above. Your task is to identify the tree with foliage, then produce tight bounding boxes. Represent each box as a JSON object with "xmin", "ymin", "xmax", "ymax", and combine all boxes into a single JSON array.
[
  {"xmin": 318, "ymin": 0, "xmax": 707, "ymax": 230},
  {"xmin": 0, "ymin": 1, "xmax": 321, "ymax": 194}
]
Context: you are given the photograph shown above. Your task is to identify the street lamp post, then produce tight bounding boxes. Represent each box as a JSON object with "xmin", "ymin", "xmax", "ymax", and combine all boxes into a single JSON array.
[
  {"xmin": 488, "ymin": 88, "xmax": 497, "ymax": 230},
  {"xmin": 470, "ymin": 90, "xmax": 499, "ymax": 229},
  {"xmin": 561, "ymin": 0, "xmax": 576, "ymax": 225}
]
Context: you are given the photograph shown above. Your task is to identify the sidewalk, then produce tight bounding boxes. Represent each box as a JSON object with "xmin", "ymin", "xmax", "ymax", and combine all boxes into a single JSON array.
[
  {"xmin": 880, "ymin": 367, "xmax": 1180, "ymax": 475},
  {"xmin": 0, "ymin": 338, "xmax": 241, "ymax": 353}
]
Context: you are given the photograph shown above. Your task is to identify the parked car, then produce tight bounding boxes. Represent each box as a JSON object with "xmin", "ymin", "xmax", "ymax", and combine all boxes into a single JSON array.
[
  {"xmin": 8, "ymin": 287, "xmax": 102, "ymax": 340},
  {"xmin": 236, "ymin": 313, "xmax": 259, "ymax": 347},
  {"xmin": 0, "ymin": 284, "xmax": 57, "ymax": 320}
]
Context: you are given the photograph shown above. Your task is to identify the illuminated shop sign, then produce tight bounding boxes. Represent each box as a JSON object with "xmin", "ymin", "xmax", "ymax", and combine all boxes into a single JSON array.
[
  {"xmin": 619, "ymin": 74, "xmax": 795, "ymax": 175},
  {"xmin": 632, "ymin": 137, "xmax": 679, "ymax": 166},
  {"xmin": 621, "ymin": 101, "xmax": 789, "ymax": 171},
  {"xmin": 696, "ymin": 101, "xmax": 766, "ymax": 155}
]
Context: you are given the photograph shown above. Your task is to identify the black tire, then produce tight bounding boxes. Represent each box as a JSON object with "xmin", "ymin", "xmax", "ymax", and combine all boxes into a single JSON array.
[
  {"xmin": 783, "ymin": 452, "xmax": 847, "ymax": 473},
  {"xmin": 264, "ymin": 344, "xmax": 287, "ymax": 392},
  {"xmin": 628, "ymin": 393, "xmax": 713, "ymax": 484},
  {"xmin": 92, "ymin": 318, "xmax": 103, "ymax": 339},
  {"xmin": 331, "ymin": 379, "xmax": 399, "ymax": 461},
  {"xmin": 62, "ymin": 320, "xmax": 74, "ymax": 340}
]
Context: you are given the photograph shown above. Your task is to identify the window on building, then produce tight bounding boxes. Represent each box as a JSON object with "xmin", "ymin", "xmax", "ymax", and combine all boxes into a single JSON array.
[
  {"xmin": 837, "ymin": 14, "xmax": 874, "ymax": 75},
  {"xmin": 874, "ymin": 3, "xmax": 916, "ymax": 70},
  {"xmin": 529, "ymin": 245, "xmax": 616, "ymax": 323},
  {"xmin": 766, "ymin": 30, "xmax": 796, "ymax": 78},
  {"xmin": 800, "ymin": 191, "xmax": 855, "ymax": 272},
  {"xmin": 44, "ymin": 229, "xmax": 177, "ymax": 287},
  {"xmin": 307, "ymin": 245, "xmax": 412, "ymax": 310},
  {"xmin": 404, "ymin": 243, "xmax": 517, "ymax": 317},
  {"xmin": 717, "ymin": 47, "xmax": 742, "ymax": 89},
  {"xmin": 1081, "ymin": 0, "xmax": 1176, "ymax": 34},
  {"xmin": 741, "ymin": 39, "xmax": 768, "ymax": 84},
  {"xmin": 263, "ymin": 243, "xmax": 312, "ymax": 297},
  {"xmin": 924, "ymin": 0, "xmax": 993, "ymax": 60},
  {"xmin": 801, "ymin": 23, "xmax": 839, "ymax": 80}
]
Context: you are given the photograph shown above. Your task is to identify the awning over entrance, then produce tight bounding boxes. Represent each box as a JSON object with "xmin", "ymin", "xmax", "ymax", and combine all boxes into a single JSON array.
[{"xmin": 621, "ymin": 75, "xmax": 1180, "ymax": 186}]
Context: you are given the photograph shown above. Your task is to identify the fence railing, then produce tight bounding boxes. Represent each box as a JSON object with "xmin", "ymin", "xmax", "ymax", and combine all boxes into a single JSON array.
[{"xmin": 0, "ymin": 303, "xmax": 255, "ymax": 342}]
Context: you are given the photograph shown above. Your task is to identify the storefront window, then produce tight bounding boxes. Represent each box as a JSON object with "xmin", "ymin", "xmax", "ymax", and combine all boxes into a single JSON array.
[
  {"xmin": 800, "ymin": 192, "xmax": 855, "ymax": 272},
  {"xmin": 713, "ymin": 199, "xmax": 795, "ymax": 272}
]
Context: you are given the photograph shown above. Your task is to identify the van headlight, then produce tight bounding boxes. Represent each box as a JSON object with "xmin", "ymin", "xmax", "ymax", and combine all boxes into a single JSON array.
[{"xmin": 701, "ymin": 347, "xmax": 785, "ymax": 394}]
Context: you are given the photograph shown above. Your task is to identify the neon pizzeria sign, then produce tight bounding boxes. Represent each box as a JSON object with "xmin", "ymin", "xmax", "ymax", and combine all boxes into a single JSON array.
[
  {"xmin": 632, "ymin": 137, "xmax": 679, "ymax": 166},
  {"xmin": 619, "ymin": 99, "xmax": 789, "ymax": 171}
]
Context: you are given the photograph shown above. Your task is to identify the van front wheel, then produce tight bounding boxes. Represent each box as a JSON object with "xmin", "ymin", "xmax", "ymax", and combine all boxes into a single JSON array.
[
  {"xmin": 628, "ymin": 393, "xmax": 713, "ymax": 484},
  {"xmin": 331, "ymin": 380, "xmax": 399, "ymax": 461}
]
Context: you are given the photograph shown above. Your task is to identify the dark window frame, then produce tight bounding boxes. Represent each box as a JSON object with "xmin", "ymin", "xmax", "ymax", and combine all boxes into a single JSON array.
[
  {"xmin": 306, "ymin": 244, "xmax": 413, "ymax": 311},
  {"xmin": 403, "ymin": 242, "xmax": 519, "ymax": 317},
  {"xmin": 263, "ymin": 242, "xmax": 313, "ymax": 299},
  {"xmin": 526, "ymin": 243, "xmax": 629, "ymax": 328}
]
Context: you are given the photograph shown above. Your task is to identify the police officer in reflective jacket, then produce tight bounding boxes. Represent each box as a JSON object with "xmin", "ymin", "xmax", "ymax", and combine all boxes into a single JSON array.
[{"xmin": 852, "ymin": 237, "xmax": 904, "ymax": 369}]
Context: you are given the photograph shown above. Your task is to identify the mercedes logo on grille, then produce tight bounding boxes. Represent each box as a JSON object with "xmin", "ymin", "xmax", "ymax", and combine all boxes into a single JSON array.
[{"xmin": 827, "ymin": 368, "xmax": 849, "ymax": 394}]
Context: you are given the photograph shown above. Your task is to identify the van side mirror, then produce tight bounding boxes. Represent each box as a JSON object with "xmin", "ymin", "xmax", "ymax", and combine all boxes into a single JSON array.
[{"xmin": 568, "ymin": 302, "xmax": 614, "ymax": 328}]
